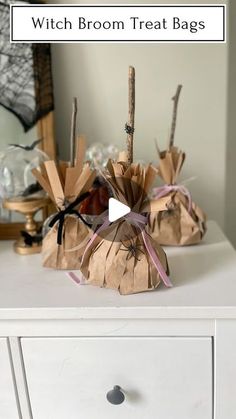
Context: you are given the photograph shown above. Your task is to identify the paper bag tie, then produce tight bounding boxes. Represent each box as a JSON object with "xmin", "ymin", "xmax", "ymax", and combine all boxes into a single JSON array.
[
  {"xmin": 82, "ymin": 211, "xmax": 172, "ymax": 288},
  {"xmin": 153, "ymin": 184, "xmax": 192, "ymax": 213},
  {"xmin": 49, "ymin": 192, "xmax": 91, "ymax": 245}
]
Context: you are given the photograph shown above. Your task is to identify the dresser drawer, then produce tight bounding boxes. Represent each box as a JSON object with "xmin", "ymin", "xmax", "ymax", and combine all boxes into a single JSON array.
[
  {"xmin": 0, "ymin": 338, "xmax": 19, "ymax": 419},
  {"xmin": 21, "ymin": 337, "xmax": 212, "ymax": 419}
]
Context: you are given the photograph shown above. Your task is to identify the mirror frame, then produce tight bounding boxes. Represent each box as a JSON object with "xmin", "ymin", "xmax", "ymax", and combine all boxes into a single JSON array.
[{"xmin": 0, "ymin": 112, "xmax": 56, "ymax": 240}]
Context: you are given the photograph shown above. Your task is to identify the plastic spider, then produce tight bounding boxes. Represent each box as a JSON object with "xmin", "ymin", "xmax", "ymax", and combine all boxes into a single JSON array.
[
  {"xmin": 161, "ymin": 202, "xmax": 177, "ymax": 219},
  {"xmin": 120, "ymin": 236, "xmax": 145, "ymax": 261}
]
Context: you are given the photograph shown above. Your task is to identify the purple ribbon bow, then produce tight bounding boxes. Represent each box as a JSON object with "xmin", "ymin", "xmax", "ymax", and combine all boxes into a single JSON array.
[
  {"xmin": 81, "ymin": 211, "xmax": 172, "ymax": 288},
  {"xmin": 153, "ymin": 184, "xmax": 192, "ymax": 213}
]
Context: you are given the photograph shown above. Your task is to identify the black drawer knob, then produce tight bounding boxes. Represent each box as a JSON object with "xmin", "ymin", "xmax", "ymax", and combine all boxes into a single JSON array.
[{"xmin": 106, "ymin": 385, "xmax": 125, "ymax": 405}]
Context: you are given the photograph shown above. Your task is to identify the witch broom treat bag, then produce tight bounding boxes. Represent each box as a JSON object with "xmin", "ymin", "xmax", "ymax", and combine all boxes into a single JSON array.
[
  {"xmin": 148, "ymin": 85, "xmax": 206, "ymax": 246},
  {"xmin": 80, "ymin": 67, "xmax": 172, "ymax": 295},
  {"xmin": 32, "ymin": 99, "xmax": 96, "ymax": 269},
  {"xmin": 80, "ymin": 160, "xmax": 171, "ymax": 295}
]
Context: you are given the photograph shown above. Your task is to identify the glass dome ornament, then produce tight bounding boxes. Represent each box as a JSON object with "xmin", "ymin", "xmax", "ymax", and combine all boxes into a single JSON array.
[
  {"xmin": 82, "ymin": 142, "xmax": 119, "ymax": 216},
  {"xmin": 85, "ymin": 142, "xmax": 119, "ymax": 170},
  {"xmin": 0, "ymin": 140, "xmax": 50, "ymax": 255},
  {"xmin": 0, "ymin": 140, "xmax": 48, "ymax": 200}
]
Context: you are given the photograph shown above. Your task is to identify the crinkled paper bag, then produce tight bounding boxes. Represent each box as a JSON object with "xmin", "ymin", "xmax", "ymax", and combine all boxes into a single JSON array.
[
  {"xmin": 149, "ymin": 147, "xmax": 207, "ymax": 245},
  {"xmin": 149, "ymin": 192, "xmax": 206, "ymax": 246},
  {"xmin": 81, "ymin": 220, "xmax": 169, "ymax": 295},
  {"xmin": 80, "ymin": 161, "xmax": 170, "ymax": 295},
  {"xmin": 42, "ymin": 215, "xmax": 90, "ymax": 270}
]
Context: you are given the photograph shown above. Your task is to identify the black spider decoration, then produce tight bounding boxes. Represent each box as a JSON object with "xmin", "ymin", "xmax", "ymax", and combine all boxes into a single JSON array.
[
  {"xmin": 124, "ymin": 123, "xmax": 135, "ymax": 135},
  {"xmin": 21, "ymin": 229, "xmax": 42, "ymax": 247},
  {"xmin": 9, "ymin": 139, "xmax": 42, "ymax": 151},
  {"xmin": 161, "ymin": 208, "xmax": 176, "ymax": 219},
  {"xmin": 120, "ymin": 236, "xmax": 145, "ymax": 261},
  {"xmin": 160, "ymin": 201, "xmax": 177, "ymax": 219}
]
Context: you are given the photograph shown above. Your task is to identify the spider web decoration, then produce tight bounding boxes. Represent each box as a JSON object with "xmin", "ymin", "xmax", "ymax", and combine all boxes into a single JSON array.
[{"xmin": 0, "ymin": 0, "xmax": 54, "ymax": 131}]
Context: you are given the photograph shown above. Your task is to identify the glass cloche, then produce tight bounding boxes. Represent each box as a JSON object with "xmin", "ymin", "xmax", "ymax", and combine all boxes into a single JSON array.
[
  {"xmin": 85, "ymin": 142, "xmax": 119, "ymax": 170},
  {"xmin": 0, "ymin": 141, "xmax": 49, "ymax": 200}
]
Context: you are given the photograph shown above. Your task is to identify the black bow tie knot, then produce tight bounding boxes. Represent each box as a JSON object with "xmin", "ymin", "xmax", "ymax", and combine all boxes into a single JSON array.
[{"xmin": 49, "ymin": 192, "xmax": 91, "ymax": 245}]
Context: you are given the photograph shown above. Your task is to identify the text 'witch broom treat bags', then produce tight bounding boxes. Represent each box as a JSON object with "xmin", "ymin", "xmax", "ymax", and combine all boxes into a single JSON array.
[
  {"xmin": 80, "ymin": 67, "xmax": 172, "ymax": 295},
  {"xmin": 148, "ymin": 85, "xmax": 207, "ymax": 246}
]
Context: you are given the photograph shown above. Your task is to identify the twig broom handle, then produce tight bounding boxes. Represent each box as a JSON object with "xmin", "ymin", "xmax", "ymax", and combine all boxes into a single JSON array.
[
  {"xmin": 127, "ymin": 66, "xmax": 135, "ymax": 165},
  {"xmin": 169, "ymin": 84, "xmax": 182, "ymax": 149},
  {"xmin": 70, "ymin": 97, "xmax": 78, "ymax": 166}
]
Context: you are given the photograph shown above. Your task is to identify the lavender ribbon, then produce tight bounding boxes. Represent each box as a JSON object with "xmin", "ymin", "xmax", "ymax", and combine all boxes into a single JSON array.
[
  {"xmin": 81, "ymin": 211, "xmax": 172, "ymax": 288},
  {"xmin": 153, "ymin": 184, "xmax": 192, "ymax": 213}
]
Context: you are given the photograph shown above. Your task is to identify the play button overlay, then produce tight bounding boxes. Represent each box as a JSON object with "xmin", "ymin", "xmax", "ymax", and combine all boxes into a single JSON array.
[
  {"xmin": 89, "ymin": 176, "xmax": 150, "ymax": 243},
  {"xmin": 108, "ymin": 198, "xmax": 130, "ymax": 222}
]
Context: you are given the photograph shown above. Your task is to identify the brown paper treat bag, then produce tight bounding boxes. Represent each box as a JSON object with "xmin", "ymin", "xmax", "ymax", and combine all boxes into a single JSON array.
[
  {"xmin": 32, "ymin": 140, "xmax": 96, "ymax": 269},
  {"xmin": 148, "ymin": 146, "xmax": 206, "ymax": 246},
  {"xmin": 80, "ymin": 161, "xmax": 172, "ymax": 295},
  {"xmin": 148, "ymin": 84, "xmax": 206, "ymax": 246},
  {"xmin": 42, "ymin": 215, "xmax": 90, "ymax": 269}
]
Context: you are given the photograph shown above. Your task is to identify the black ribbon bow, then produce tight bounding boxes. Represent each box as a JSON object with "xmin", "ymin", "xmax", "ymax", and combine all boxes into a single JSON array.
[{"xmin": 49, "ymin": 192, "xmax": 91, "ymax": 245}]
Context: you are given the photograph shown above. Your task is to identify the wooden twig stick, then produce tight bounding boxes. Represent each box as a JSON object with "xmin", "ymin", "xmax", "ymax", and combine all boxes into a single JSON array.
[
  {"xmin": 154, "ymin": 138, "xmax": 161, "ymax": 158},
  {"xmin": 126, "ymin": 66, "xmax": 135, "ymax": 165},
  {"xmin": 169, "ymin": 84, "xmax": 182, "ymax": 149},
  {"xmin": 70, "ymin": 97, "xmax": 78, "ymax": 166}
]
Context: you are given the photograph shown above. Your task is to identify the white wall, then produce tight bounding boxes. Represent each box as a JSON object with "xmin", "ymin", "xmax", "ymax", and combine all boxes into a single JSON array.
[
  {"xmin": 50, "ymin": 0, "xmax": 228, "ymax": 230},
  {"xmin": 0, "ymin": 107, "xmax": 36, "ymax": 151},
  {"xmin": 226, "ymin": 0, "xmax": 236, "ymax": 246}
]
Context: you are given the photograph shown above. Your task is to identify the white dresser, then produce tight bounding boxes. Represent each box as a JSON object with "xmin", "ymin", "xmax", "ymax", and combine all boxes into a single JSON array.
[{"xmin": 1, "ymin": 221, "xmax": 236, "ymax": 419}]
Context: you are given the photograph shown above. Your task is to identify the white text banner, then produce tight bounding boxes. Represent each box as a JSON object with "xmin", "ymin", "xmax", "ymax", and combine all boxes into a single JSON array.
[{"xmin": 10, "ymin": 4, "xmax": 226, "ymax": 43}]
